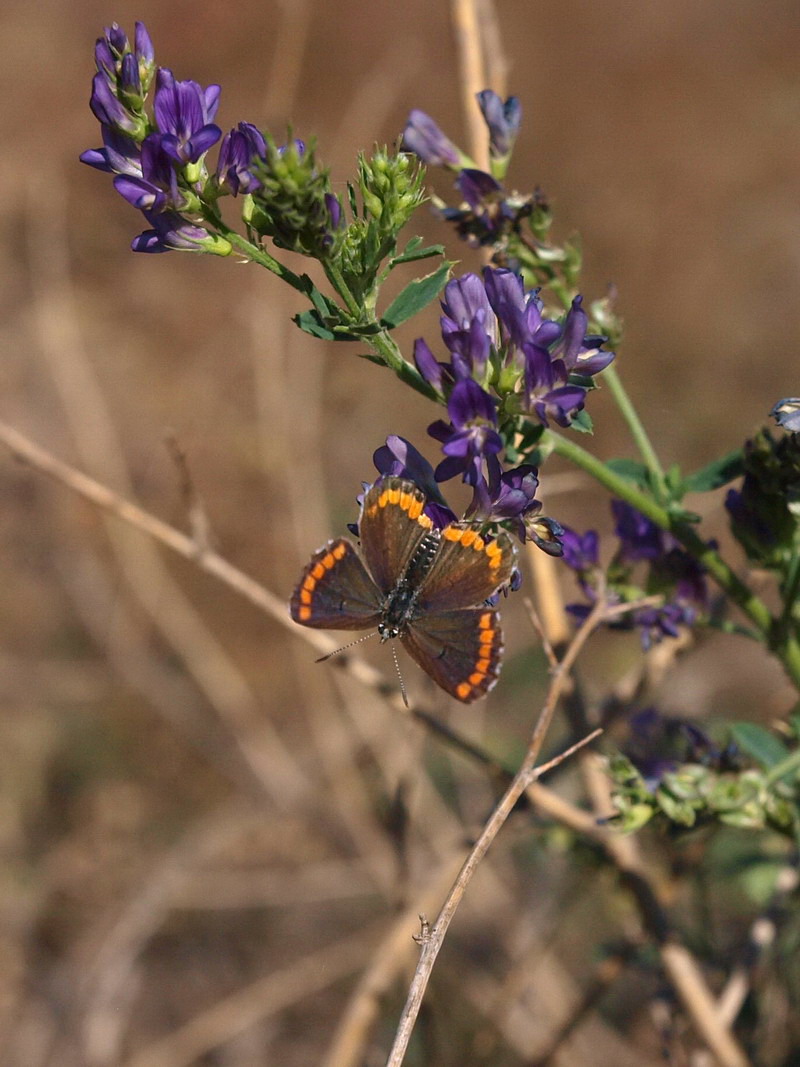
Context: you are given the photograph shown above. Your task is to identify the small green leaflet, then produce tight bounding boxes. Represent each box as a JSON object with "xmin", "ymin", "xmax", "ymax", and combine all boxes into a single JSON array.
[
  {"xmin": 389, "ymin": 238, "xmax": 445, "ymax": 266},
  {"xmin": 380, "ymin": 262, "xmax": 452, "ymax": 329},
  {"xmin": 604, "ymin": 458, "xmax": 651, "ymax": 488},
  {"xmin": 730, "ymin": 722, "xmax": 790, "ymax": 769},
  {"xmin": 684, "ymin": 449, "xmax": 745, "ymax": 493}
]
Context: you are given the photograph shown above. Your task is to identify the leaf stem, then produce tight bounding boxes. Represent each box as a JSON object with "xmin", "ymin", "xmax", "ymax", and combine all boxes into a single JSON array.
[{"xmin": 601, "ymin": 364, "xmax": 667, "ymax": 496}]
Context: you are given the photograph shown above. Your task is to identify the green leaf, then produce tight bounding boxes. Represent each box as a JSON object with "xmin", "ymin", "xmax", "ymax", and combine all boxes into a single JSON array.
[
  {"xmin": 293, "ymin": 310, "xmax": 364, "ymax": 343},
  {"xmin": 389, "ymin": 239, "xmax": 445, "ymax": 266},
  {"xmin": 293, "ymin": 309, "xmax": 336, "ymax": 340},
  {"xmin": 299, "ymin": 274, "xmax": 339, "ymax": 317},
  {"xmin": 380, "ymin": 262, "xmax": 452, "ymax": 329},
  {"xmin": 604, "ymin": 458, "xmax": 651, "ymax": 488},
  {"xmin": 730, "ymin": 722, "xmax": 790, "ymax": 769},
  {"xmin": 569, "ymin": 409, "xmax": 594, "ymax": 434},
  {"xmin": 684, "ymin": 448, "xmax": 745, "ymax": 493}
]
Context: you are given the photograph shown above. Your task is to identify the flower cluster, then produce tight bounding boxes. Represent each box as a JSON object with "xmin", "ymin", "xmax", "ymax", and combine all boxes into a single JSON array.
[
  {"xmin": 371, "ymin": 435, "xmax": 561, "ymax": 557},
  {"xmin": 81, "ymin": 22, "xmax": 232, "ymax": 254},
  {"xmin": 402, "ymin": 91, "xmax": 541, "ymax": 250},
  {"xmin": 416, "ymin": 267, "xmax": 614, "ymax": 432},
  {"xmin": 561, "ymin": 501, "xmax": 709, "ymax": 649},
  {"xmin": 81, "ymin": 21, "xmax": 344, "ymax": 256}
]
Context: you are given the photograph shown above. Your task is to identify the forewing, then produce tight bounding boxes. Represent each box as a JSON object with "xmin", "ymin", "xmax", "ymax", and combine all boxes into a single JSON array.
[
  {"xmin": 290, "ymin": 539, "xmax": 382, "ymax": 630},
  {"xmin": 358, "ymin": 477, "xmax": 435, "ymax": 593},
  {"xmin": 402, "ymin": 608, "xmax": 504, "ymax": 703},
  {"xmin": 417, "ymin": 526, "xmax": 516, "ymax": 612}
]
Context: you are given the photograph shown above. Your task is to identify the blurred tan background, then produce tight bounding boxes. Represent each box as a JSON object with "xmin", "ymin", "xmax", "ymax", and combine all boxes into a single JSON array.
[{"xmin": 1, "ymin": 1, "xmax": 799, "ymax": 1063}]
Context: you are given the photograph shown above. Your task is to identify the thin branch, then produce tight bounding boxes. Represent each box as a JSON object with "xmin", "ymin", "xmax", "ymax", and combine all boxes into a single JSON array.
[
  {"xmin": 385, "ymin": 724, "xmax": 604, "ymax": 1067},
  {"xmin": 321, "ymin": 853, "xmax": 466, "ymax": 1067},
  {"xmin": 386, "ymin": 594, "xmax": 609, "ymax": 1066}
]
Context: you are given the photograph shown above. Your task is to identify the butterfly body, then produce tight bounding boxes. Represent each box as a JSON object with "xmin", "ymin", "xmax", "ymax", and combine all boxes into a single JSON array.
[{"xmin": 290, "ymin": 477, "xmax": 516, "ymax": 702}]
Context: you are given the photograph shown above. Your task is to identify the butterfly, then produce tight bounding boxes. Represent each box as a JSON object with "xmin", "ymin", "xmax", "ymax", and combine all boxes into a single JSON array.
[{"xmin": 290, "ymin": 476, "xmax": 516, "ymax": 702}]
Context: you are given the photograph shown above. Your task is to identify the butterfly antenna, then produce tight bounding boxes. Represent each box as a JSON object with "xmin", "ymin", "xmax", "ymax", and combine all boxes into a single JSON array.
[
  {"xmin": 315, "ymin": 631, "xmax": 377, "ymax": 663},
  {"xmin": 390, "ymin": 641, "xmax": 409, "ymax": 708}
]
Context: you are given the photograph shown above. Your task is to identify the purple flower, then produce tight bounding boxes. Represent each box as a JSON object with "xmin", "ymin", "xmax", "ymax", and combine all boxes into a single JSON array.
[
  {"xmin": 413, "ymin": 338, "xmax": 451, "ymax": 393},
  {"xmin": 561, "ymin": 527, "xmax": 600, "ymax": 573},
  {"xmin": 372, "ymin": 436, "xmax": 456, "ymax": 528},
  {"xmin": 88, "ymin": 22, "xmax": 155, "ymax": 139},
  {"xmin": 563, "ymin": 504, "xmax": 707, "ymax": 649},
  {"xmin": 630, "ymin": 602, "xmax": 694, "ymax": 651},
  {"xmin": 428, "ymin": 380, "xmax": 503, "ymax": 487},
  {"xmin": 113, "ymin": 133, "xmax": 185, "ymax": 213},
  {"xmin": 152, "ymin": 68, "xmax": 221, "ymax": 165},
  {"xmin": 477, "ymin": 91, "xmax": 522, "ymax": 160},
  {"xmin": 441, "ymin": 170, "xmax": 534, "ymax": 248},
  {"xmin": 130, "ymin": 212, "xmax": 227, "ymax": 255},
  {"xmin": 439, "ymin": 274, "xmax": 496, "ymax": 380},
  {"xmin": 217, "ymin": 122, "xmax": 267, "ymax": 195},
  {"xmin": 89, "ymin": 70, "xmax": 141, "ymax": 135},
  {"xmin": 612, "ymin": 501, "xmax": 667, "ymax": 562},
  {"xmin": 770, "ymin": 397, "xmax": 800, "ymax": 433},
  {"xmin": 555, "ymin": 296, "xmax": 616, "ymax": 377},
  {"xmin": 469, "ymin": 462, "xmax": 562, "ymax": 550},
  {"xmin": 401, "ymin": 109, "xmax": 461, "ymax": 168},
  {"xmin": 625, "ymin": 708, "xmax": 726, "ymax": 790},
  {"xmin": 80, "ymin": 126, "xmax": 141, "ymax": 175}
]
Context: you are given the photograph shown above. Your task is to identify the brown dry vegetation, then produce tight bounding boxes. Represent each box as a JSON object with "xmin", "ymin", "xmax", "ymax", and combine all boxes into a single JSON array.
[{"xmin": 1, "ymin": 1, "xmax": 799, "ymax": 1064}]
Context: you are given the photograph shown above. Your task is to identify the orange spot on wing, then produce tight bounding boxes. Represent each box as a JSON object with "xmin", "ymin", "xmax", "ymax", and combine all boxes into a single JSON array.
[
  {"xmin": 311, "ymin": 562, "xmax": 326, "ymax": 579},
  {"xmin": 298, "ymin": 606, "xmax": 312, "ymax": 621},
  {"xmin": 333, "ymin": 542, "xmax": 347, "ymax": 559},
  {"xmin": 456, "ymin": 681, "xmax": 472, "ymax": 700},
  {"xmin": 300, "ymin": 590, "xmax": 312, "ymax": 605}
]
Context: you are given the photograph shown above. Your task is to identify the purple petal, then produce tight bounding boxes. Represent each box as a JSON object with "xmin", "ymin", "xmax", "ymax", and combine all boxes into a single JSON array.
[
  {"xmin": 447, "ymin": 379, "xmax": 497, "ymax": 428},
  {"xmin": 413, "ymin": 337, "xmax": 443, "ymax": 389},
  {"xmin": 80, "ymin": 147, "xmax": 112, "ymax": 171},
  {"xmin": 113, "ymin": 173, "xmax": 164, "ymax": 211},
  {"xmin": 457, "ymin": 168, "xmax": 501, "ymax": 211},
  {"xmin": 401, "ymin": 109, "xmax": 460, "ymax": 167},
  {"xmin": 134, "ymin": 21, "xmax": 154, "ymax": 66},
  {"xmin": 477, "ymin": 90, "xmax": 522, "ymax": 158},
  {"xmin": 186, "ymin": 124, "xmax": 223, "ymax": 160},
  {"xmin": 203, "ymin": 84, "xmax": 222, "ymax": 122},
  {"xmin": 560, "ymin": 296, "xmax": 589, "ymax": 368}
]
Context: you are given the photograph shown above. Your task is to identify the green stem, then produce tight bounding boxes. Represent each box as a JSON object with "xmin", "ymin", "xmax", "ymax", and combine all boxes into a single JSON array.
[
  {"xmin": 367, "ymin": 330, "xmax": 441, "ymax": 403},
  {"xmin": 204, "ymin": 216, "xmax": 312, "ymax": 297},
  {"xmin": 206, "ymin": 216, "xmax": 440, "ymax": 403},
  {"xmin": 323, "ymin": 259, "xmax": 362, "ymax": 320},
  {"xmin": 601, "ymin": 365, "xmax": 667, "ymax": 496}
]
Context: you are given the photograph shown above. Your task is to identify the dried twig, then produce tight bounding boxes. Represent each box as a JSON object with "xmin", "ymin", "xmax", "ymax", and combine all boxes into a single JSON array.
[{"xmin": 386, "ymin": 591, "xmax": 609, "ymax": 1065}]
